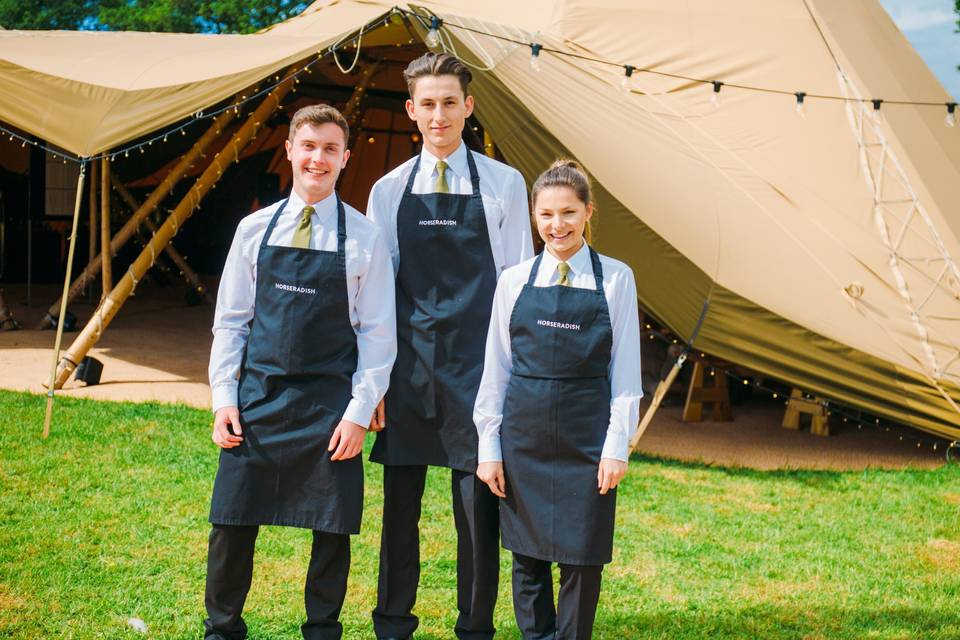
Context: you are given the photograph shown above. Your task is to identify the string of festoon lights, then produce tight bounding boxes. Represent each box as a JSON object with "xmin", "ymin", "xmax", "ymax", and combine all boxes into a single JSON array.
[
  {"xmin": 0, "ymin": 10, "xmax": 403, "ymax": 165},
  {"xmin": 404, "ymin": 9, "xmax": 959, "ymax": 126},
  {"xmin": 6, "ymin": 7, "xmax": 957, "ymax": 164},
  {"xmin": 639, "ymin": 323, "xmax": 959, "ymax": 461}
]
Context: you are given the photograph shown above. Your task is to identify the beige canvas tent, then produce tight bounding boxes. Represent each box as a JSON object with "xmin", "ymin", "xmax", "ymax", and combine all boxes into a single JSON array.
[{"xmin": 1, "ymin": 1, "xmax": 958, "ymax": 438}]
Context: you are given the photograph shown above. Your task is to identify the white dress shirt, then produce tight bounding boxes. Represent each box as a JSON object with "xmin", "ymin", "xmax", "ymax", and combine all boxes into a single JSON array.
[
  {"xmin": 366, "ymin": 141, "xmax": 533, "ymax": 275},
  {"xmin": 209, "ymin": 190, "xmax": 397, "ymax": 428},
  {"xmin": 474, "ymin": 242, "xmax": 643, "ymax": 463}
]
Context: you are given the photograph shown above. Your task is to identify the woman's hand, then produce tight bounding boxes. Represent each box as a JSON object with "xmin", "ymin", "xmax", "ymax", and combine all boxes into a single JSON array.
[
  {"xmin": 598, "ymin": 458, "xmax": 627, "ymax": 495},
  {"xmin": 477, "ymin": 461, "xmax": 506, "ymax": 498}
]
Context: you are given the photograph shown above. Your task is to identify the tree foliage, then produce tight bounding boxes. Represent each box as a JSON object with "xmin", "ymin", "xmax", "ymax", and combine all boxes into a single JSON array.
[{"xmin": 0, "ymin": 0, "xmax": 310, "ymax": 33}]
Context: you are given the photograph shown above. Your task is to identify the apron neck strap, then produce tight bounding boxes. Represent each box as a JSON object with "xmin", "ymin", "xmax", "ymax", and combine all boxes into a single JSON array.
[
  {"xmin": 402, "ymin": 144, "xmax": 480, "ymax": 195},
  {"xmin": 588, "ymin": 245, "xmax": 604, "ymax": 292},
  {"xmin": 335, "ymin": 192, "xmax": 346, "ymax": 255},
  {"xmin": 464, "ymin": 148, "xmax": 481, "ymax": 192},
  {"xmin": 259, "ymin": 196, "xmax": 291, "ymax": 253},
  {"xmin": 526, "ymin": 245, "xmax": 605, "ymax": 291},
  {"xmin": 526, "ymin": 251, "xmax": 545, "ymax": 286},
  {"xmin": 258, "ymin": 194, "xmax": 346, "ymax": 256}
]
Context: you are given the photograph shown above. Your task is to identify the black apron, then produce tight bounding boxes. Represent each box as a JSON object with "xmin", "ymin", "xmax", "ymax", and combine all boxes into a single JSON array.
[
  {"xmin": 371, "ymin": 150, "xmax": 497, "ymax": 472},
  {"xmin": 500, "ymin": 247, "xmax": 616, "ymax": 565},
  {"xmin": 209, "ymin": 195, "xmax": 363, "ymax": 534}
]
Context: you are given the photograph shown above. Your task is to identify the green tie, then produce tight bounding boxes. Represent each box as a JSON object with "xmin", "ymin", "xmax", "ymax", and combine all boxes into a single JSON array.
[
  {"xmin": 557, "ymin": 262, "xmax": 571, "ymax": 286},
  {"xmin": 435, "ymin": 160, "xmax": 450, "ymax": 194},
  {"xmin": 291, "ymin": 205, "xmax": 314, "ymax": 249}
]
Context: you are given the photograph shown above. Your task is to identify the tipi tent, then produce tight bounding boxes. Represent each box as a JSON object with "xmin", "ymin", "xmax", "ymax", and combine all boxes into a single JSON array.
[{"xmin": 1, "ymin": 1, "xmax": 958, "ymax": 437}]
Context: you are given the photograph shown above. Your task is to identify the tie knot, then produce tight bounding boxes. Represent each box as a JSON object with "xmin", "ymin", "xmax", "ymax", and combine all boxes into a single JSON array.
[
  {"xmin": 436, "ymin": 160, "xmax": 448, "ymax": 176},
  {"xmin": 300, "ymin": 205, "xmax": 315, "ymax": 223},
  {"xmin": 557, "ymin": 261, "xmax": 571, "ymax": 286}
]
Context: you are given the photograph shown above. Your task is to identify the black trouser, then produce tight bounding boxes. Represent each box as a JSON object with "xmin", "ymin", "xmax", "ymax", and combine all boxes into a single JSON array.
[
  {"xmin": 372, "ymin": 465, "xmax": 500, "ymax": 639},
  {"xmin": 511, "ymin": 552, "xmax": 603, "ymax": 640},
  {"xmin": 204, "ymin": 524, "xmax": 350, "ymax": 640}
]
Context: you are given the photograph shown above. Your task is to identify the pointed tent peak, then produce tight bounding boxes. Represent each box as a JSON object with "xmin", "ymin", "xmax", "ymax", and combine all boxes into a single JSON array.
[{"xmin": 263, "ymin": 1, "xmax": 563, "ymax": 39}]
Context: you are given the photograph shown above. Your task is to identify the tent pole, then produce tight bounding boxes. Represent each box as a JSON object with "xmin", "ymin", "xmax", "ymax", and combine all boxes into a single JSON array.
[
  {"xmin": 43, "ymin": 161, "xmax": 88, "ymax": 438},
  {"xmin": 36, "ymin": 105, "xmax": 241, "ymax": 328},
  {"xmin": 51, "ymin": 70, "xmax": 297, "ymax": 389},
  {"xmin": 483, "ymin": 131, "xmax": 496, "ymax": 158},
  {"xmin": 110, "ymin": 176, "xmax": 213, "ymax": 304},
  {"xmin": 100, "ymin": 157, "xmax": 112, "ymax": 301},
  {"xmin": 629, "ymin": 351, "xmax": 687, "ymax": 453},
  {"xmin": 87, "ymin": 160, "xmax": 99, "ymax": 302}
]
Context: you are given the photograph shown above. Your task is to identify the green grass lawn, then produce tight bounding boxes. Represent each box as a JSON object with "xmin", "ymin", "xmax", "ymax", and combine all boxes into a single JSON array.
[{"xmin": 2, "ymin": 389, "xmax": 959, "ymax": 639}]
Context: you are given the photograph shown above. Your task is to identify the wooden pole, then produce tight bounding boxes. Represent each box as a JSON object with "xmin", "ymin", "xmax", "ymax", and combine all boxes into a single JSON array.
[
  {"xmin": 43, "ymin": 162, "xmax": 87, "ymax": 437},
  {"xmin": 52, "ymin": 70, "xmax": 296, "ymax": 388},
  {"xmin": 110, "ymin": 176, "xmax": 214, "ymax": 304},
  {"xmin": 483, "ymin": 131, "xmax": 496, "ymax": 158},
  {"xmin": 87, "ymin": 160, "xmax": 98, "ymax": 299},
  {"xmin": 36, "ymin": 105, "xmax": 241, "ymax": 327},
  {"xmin": 100, "ymin": 156, "xmax": 112, "ymax": 301},
  {"xmin": 629, "ymin": 351, "xmax": 688, "ymax": 452}
]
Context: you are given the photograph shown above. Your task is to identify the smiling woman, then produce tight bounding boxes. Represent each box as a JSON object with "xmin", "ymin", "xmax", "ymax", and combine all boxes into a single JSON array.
[{"xmin": 474, "ymin": 160, "xmax": 643, "ymax": 639}]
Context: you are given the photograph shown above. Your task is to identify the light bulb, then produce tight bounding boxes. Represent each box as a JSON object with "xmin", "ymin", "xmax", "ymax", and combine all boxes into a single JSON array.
[
  {"xmin": 425, "ymin": 16, "xmax": 441, "ymax": 48},
  {"xmin": 795, "ymin": 91, "xmax": 806, "ymax": 118},
  {"xmin": 946, "ymin": 103, "xmax": 957, "ymax": 128},
  {"xmin": 710, "ymin": 81, "xmax": 723, "ymax": 108},
  {"xmin": 620, "ymin": 65, "xmax": 635, "ymax": 93},
  {"xmin": 529, "ymin": 43, "xmax": 542, "ymax": 72}
]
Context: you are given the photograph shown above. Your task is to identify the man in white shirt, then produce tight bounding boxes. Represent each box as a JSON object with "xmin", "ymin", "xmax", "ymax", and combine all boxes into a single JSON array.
[
  {"xmin": 205, "ymin": 104, "xmax": 396, "ymax": 640},
  {"xmin": 366, "ymin": 52, "xmax": 533, "ymax": 640}
]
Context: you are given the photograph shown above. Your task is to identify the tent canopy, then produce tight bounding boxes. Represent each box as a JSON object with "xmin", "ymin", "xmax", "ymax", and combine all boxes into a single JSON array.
[{"xmin": 2, "ymin": 0, "xmax": 959, "ymax": 437}]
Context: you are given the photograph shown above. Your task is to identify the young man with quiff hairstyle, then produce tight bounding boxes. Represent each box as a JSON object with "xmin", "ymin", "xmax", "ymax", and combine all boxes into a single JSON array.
[{"xmin": 366, "ymin": 53, "xmax": 533, "ymax": 640}]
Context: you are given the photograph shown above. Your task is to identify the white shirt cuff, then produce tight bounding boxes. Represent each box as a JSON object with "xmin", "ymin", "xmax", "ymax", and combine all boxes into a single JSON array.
[
  {"xmin": 211, "ymin": 383, "xmax": 238, "ymax": 414},
  {"xmin": 601, "ymin": 430, "xmax": 630, "ymax": 462},
  {"xmin": 478, "ymin": 434, "xmax": 503, "ymax": 463},
  {"xmin": 342, "ymin": 398, "xmax": 373, "ymax": 430}
]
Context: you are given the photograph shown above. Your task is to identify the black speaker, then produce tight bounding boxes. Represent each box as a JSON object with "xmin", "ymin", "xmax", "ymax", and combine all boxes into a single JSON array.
[
  {"xmin": 75, "ymin": 356, "xmax": 103, "ymax": 386},
  {"xmin": 49, "ymin": 310, "xmax": 78, "ymax": 332}
]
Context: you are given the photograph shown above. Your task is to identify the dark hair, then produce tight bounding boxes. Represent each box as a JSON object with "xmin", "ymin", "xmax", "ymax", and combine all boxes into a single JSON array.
[
  {"xmin": 531, "ymin": 160, "xmax": 595, "ymax": 242},
  {"xmin": 288, "ymin": 104, "xmax": 349, "ymax": 146},
  {"xmin": 403, "ymin": 52, "xmax": 472, "ymax": 98}
]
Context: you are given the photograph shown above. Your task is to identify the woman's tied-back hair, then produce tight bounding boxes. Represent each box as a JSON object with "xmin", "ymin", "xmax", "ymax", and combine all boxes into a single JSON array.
[
  {"xmin": 531, "ymin": 159, "xmax": 595, "ymax": 243},
  {"xmin": 403, "ymin": 52, "xmax": 473, "ymax": 98}
]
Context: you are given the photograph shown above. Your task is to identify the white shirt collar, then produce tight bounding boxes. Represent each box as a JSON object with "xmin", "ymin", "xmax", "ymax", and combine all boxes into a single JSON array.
[
  {"xmin": 539, "ymin": 241, "xmax": 592, "ymax": 279},
  {"xmin": 287, "ymin": 189, "xmax": 338, "ymax": 223},
  {"xmin": 420, "ymin": 141, "xmax": 468, "ymax": 180}
]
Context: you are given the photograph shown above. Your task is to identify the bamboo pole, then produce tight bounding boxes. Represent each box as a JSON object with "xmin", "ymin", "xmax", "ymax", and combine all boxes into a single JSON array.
[
  {"xmin": 36, "ymin": 105, "xmax": 241, "ymax": 328},
  {"xmin": 111, "ymin": 176, "xmax": 214, "ymax": 304},
  {"xmin": 100, "ymin": 157, "xmax": 112, "ymax": 300},
  {"xmin": 483, "ymin": 131, "xmax": 496, "ymax": 158},
  {"xmin": 87, "ymin": 161, "xmax": 98, "ymax": 299},
  {"xmin": 52, "ymin": 71, "xmax": 296, "ymax": 388},
  {"xmin": 629, "ymin": 351, "xmax": 688, "ymax": 453},
  {"xmin": 43, "ymin": 162, "xmax": 88, "ymax": 437}
]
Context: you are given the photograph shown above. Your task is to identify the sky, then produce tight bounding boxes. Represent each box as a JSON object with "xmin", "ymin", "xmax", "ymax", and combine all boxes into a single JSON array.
[{"xmin": 879, "ymin": 0, "xmax": 959, "ymax": 100}]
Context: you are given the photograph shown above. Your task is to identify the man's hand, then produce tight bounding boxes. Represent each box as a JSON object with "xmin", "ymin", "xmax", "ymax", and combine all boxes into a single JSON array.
[
  {"xmin": 212, "ymin": 406, "xmax": 243, "ymax": 448},
  {"xmin": 477, "ymin": 461, "xmax": 506, "ymax": 498},
  {"xmin": 598, "ymin": 458, "xmax": 627, "ymax": 495},
  {"xmin": 369, "ymin": 398, "xmax": 386, "ymax": 432},
  {"xmin": 329, "ymin": 420, "xmax": 367, "ymax": 461}
]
